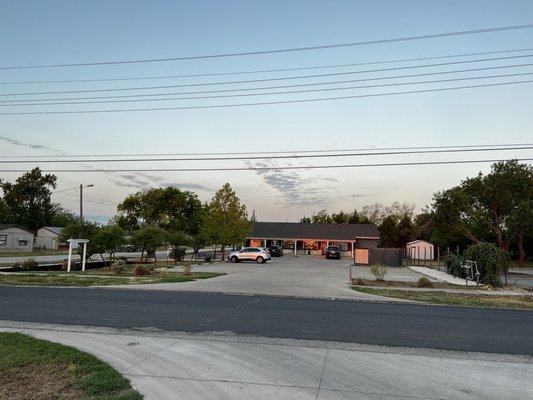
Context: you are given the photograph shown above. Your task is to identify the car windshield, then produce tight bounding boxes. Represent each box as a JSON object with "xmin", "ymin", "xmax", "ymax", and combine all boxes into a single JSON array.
[{"xmin": 327, "ymin": 246, "xmax": 340, "ymax": 251}]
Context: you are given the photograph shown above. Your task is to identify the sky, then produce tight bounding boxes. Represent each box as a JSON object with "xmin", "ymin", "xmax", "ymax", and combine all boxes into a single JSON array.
[{"xmin": 0, "ymin": 0, "xmax": 532, "ymax": 223}]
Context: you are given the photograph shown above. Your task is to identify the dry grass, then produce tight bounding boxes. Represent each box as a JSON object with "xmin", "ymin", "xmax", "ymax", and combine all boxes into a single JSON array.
[{"xmin": 352, "ymin": 287, "xmax": 533, "ymax": 309}]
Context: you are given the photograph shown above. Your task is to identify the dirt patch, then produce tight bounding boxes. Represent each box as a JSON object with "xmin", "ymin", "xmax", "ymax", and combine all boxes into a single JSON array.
[{"xmin": 0, "ymin": 363, "xmax": 80, "ymax": 400}]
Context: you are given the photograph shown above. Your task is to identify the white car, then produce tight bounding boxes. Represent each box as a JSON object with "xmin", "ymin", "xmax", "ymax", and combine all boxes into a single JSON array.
[{"xmin": 228, "ymin": 247, "xmax": 271, "ymax": 264}]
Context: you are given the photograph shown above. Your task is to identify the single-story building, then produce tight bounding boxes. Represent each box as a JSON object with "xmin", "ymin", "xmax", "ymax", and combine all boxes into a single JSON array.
[
  {"xmin": 406, "ymin": 239, "xmax": 434, "ymax": 260},
  {"xmin": 35, "ymin": 226, "xmax": 64, "ymax": 250},
  {"xmin": 0, "ymin": 224, "xmax": 34, "ymax": 252},
  {"xmin": 247, "ymin": 222, "xmax": 379, "ymax": 264}
]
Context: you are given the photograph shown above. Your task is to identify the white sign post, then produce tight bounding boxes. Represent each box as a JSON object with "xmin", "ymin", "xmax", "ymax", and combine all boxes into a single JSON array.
[{"xmin": 67, "ymin": 239, "xmax": 90, "ymax": 272}]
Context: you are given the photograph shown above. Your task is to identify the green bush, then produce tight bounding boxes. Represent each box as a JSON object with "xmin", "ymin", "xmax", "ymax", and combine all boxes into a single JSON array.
[
  {"xmin": 19, "ymin": 259, "xmax": 38, "ymax": 271},
  {"xmin": 370, "ymin": 264, "xmax": 388, "ymax": 281},
  {"xmin": 110, "ymin": 260, "xmax": 126, "ymax": 275},
  {"xmin": 132, "ymin": 265, "xmax": 151, "ymax": 276},
  {"xmin": 169, "ymin": 247, "xmax": 187, "ymax": 262},
  {"xmin": 463, "ymin": 242, "xmax": 509, "ymax": 288},
  {"xmin": 61, "ymin": 259, "xmax": 79, "ymax": 270},
  {"xmin": 417, "ymin": 277, "xmax": 433, "ymax": 288},
  {"xmin": 444, "ymin": 253, "xmax": 464, "ymax": 277}
]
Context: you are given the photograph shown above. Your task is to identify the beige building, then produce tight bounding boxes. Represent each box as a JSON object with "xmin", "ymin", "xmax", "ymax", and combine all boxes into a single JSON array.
[
  {"xmin": 406, "ymin": 239, "xmax": 434, "ymax": 260},
  {"xmin": 0, "ymin": 224, "xmax": 34, "ymax": 252},
  {"xmin": 35, "ymin": 226, "xmax": 64, "ymax": 250}
]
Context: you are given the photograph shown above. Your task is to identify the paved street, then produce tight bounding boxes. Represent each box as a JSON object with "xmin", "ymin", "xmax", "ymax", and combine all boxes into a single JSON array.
[
  {"xmin": 1, "ymin": 286, "xmax": 532, "ymax": 354},
  {"xmin": 1, "ymin": 321, "xmax": 531, "ymax": 400}
]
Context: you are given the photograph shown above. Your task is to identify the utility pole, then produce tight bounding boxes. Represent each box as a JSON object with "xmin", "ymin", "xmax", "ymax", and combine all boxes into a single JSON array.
[{"xmin": 79, "ymin": 184, "xmax": 94, "ymax": 222}]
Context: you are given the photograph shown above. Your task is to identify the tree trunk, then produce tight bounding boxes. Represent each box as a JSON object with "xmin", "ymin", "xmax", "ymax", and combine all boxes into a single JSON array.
[
  {"xmin": 140, "ymin": 249, "xmax": 145, "ymax": 263},
  {"xmin": 517, "ymin": 232, "xmax": 525, "ymax": 266}
]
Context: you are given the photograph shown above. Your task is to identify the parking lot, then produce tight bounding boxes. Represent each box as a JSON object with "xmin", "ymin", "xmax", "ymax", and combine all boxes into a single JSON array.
[{"xmin": 116, "ymin": 254, "xmax": 419, "ymax": 301}]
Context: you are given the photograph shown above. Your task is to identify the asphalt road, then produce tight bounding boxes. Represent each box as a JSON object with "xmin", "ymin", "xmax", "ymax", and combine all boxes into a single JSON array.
[{"xmin": 1, "ymin": 286, "xmax": 532, "ymax": 355}]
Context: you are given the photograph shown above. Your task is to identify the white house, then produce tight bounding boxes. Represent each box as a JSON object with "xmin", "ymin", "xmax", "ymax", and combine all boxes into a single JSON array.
[
  {"xmin": 0, "ymin": 224, "xmax": 34, "ymax": 252},
  {"xmin": 35, "ymin": 226, "xmax": 64, "ymax": 250},
  {"xmin": 406, "ymin": 239, "xmax": 434, "ymax": 260}
]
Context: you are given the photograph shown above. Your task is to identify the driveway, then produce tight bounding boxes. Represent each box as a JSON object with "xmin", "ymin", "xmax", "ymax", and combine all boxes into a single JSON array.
[{"xmin": 112, "ymin": 255, "xmax": 419, "ymax": 301}]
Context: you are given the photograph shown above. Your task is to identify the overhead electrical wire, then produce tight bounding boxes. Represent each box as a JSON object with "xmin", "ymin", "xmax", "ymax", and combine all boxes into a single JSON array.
[
  {"xmin": 1, "ymin": 47, "xmax": 533, "ymax": 85},
  {"xmin": 1, "ymin": 79, "xmax": 532, "ymax": 115},
  {"xmin": 2, "ymin": 72, "xmax": 531, "ymax": 107},
  {"xmin": 1, "ymin": 146, "xmax": 531, "ymax": 164},
  {"xmin": 1, "ymin": 143, "xmax": 528, "ymax": 159},
  {"xmin": 0, "ymin": 158, "xmax": 531, "ymax": 173},
  {"xmin": 1, "ymin": 24, "xmax": 532, "ymax": 70},
  {"xmin": 3, "ymin": 62, "xmax": 532, "ymax": 104},
  {"xmin": 2, "ymin": 54, "xmax": 532, "ymax": 97}
]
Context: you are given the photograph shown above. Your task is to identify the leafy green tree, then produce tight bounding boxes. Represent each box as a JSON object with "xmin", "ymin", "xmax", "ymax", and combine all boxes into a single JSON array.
[
  {"xmin": 92, "ymin": 225, "xmax": 126, "ymax": 263},
  {"xmin": 131, "ymin": 226, "xmax": 167, "ymax": 263},
  {"xmin": 0, "ymin": 168, "xmax": 57, "ymax": 230},
  {"xmin": 190, "ymin": 232, "xmax": 210, "ymax": 258},
  {"xmin": 463, "ymin": 242, "xmax": 510, "ymax": 287},
  {"xmin": 59, "ymin": 221, "xmax": 101, "ymax": 261},
  {"xmin": 299, "ymin": 216, "xmax": 311, "ymax": 223},
  {"xmin": 201, "ymin": 183, "xmax": 251, "ymax": 256},
  {"xmin": 311, "ymin": 210, "xmax": 332, "ymax": 224},
  {"xmin": 117, "ymin": 187, "xmax": 204, "ymax": 233},
  {"xmin": 49, "ymin": 205, "xmax": 78, "ymax": 227},
  {"xmin": 167, "ymin": 231, "xmax": 191, "ymax": 262},
  {"xmin": 379, "ymin": 215, "xmax": 399, "ymax": 247}
]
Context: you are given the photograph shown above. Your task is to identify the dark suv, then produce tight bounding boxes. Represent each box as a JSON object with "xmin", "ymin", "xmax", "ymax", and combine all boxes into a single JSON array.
[
  {"xmin": 268, "ymin": 245, "xmax": 283, "ymax": 257},
  {"xmin": 325, "ymin": 245, "xmax": 341, "ymax": 259}
]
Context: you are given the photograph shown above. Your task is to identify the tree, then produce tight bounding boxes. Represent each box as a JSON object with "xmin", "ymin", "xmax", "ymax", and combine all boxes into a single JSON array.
[
  {"xmin": 190, "ymin": 232, "xmax": 210, "ymax": 259},
  {"xmin": 116, "ymin": 187, "xmax": 204, "ymax": 233},
  {"xmin": 430, "ymin": 160, "xmax": 532, "ymax": 259},
  {"xmin": 92, "ymin": 225, "xmax": 126, "ymax": 263},
  {"xmin": 131, "ymin": 226, "xmax": 167, "ymax": 263},
  {"xmin": 311, "ymin": 210, "xmax": 332, "ymax": 224},
  {"xmin": 166, "ymin": 231, "xmax": 191, "ymax": 262},
  {"xmin": 201, "ymin": 183, "xmax": 251, "ymax": 256},
  {"xmin": 59, "ymin": 221, "xmax": 100, "ymax": 261},
  {"xmin": 49, "ymin": 205, "xmax": 78, "ymax": 227},
  {"xmin": 361, "ymin": 202, "xmax": 414, "ymax": 225},
  {"xmin": 379, "ymin": 215, "xmax": 399, "ymax": 247},
  {"xmin": 0, "ymin": 168, "xmax": 57, "ymax": 230}
]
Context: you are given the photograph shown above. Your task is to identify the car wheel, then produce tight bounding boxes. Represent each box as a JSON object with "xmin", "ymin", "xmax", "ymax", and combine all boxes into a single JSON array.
[
  {"xmin": 256, "ymin": 256, "xmax": 264, "ymax": 264},
  {"xmin": 230, "ymin": 256, "xmax": 238, "ymax": 263}
]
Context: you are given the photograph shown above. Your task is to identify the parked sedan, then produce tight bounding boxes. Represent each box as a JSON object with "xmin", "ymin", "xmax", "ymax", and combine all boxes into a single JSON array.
[
  {"xmin": 228, "ymin": 247, "xmax": 271, "ymax": 264},
  {"xmin": 325, "ymin": 245, "xmax": 341, "ymax": 260},
  {"xmin": 268, "ymin": 245, "xmax": 283, "ymax": 257}
]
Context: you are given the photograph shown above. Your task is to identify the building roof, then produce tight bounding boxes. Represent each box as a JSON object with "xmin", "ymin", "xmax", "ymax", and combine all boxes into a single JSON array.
[
  {"xmin": 250, "ymin": 222, "xmax": 379, "ymax": 241},
  {"xmin": 0, "ymin": 224, "xmax": 34, "ymax": 234},
  {"xmin": 40, "ymin": 226, "xmax": 64, "ymax": 236},
  {"xmin": 406, "ymin": 239, "xmax": 433, "ymax": 246}
]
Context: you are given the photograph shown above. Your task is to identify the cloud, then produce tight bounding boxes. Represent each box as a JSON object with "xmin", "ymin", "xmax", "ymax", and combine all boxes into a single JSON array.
[
  {"xmin": 110, "ymin": 173, "xmax": 210, "ymax": 192},
  {"xmin": 350, "ymin": 193, "xmax": 375, "ymax": 198},
  {"xmin": 0, "ymin": 136, "xmax": 60, "ymax": 153},
  {"xmin": 247, "ymin": 160, "xmax": 337, "ymax": 205}
]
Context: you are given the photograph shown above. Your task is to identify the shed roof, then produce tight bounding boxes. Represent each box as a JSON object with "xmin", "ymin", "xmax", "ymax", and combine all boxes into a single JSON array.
[
  {"xmin": 40, "ymin": 226, "xmax": 64, "ymax": 236},
  {"xmin": 0, "ymin": 224, "xmax": 34, "ymax": 234},
  {"xmin": 406, "ymin": 239, "xmax": 434, "ymax": 246},
  {"xmin": 250, "ymin": 222, "xmax": 379, "ymax": 241}
]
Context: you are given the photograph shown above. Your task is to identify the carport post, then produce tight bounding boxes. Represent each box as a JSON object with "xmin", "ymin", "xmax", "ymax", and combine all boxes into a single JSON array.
[
  {"xmin": 67, "ymin": 241, "xmax": 72, "ymax": 272},
  {"xmin": 263, "ymin": 239, "xmax": 267, "ymax": 248},
  {"xmin": 351, "ymin": 242, "xmax": 355, "ymax": 258},
  {"xmin": 294, "ymin": 240, "xmax": 297, "ymax": 256}
]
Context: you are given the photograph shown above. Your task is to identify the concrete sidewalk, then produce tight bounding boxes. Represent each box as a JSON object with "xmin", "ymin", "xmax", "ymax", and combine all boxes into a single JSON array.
[
  {"xmin": 1, "ymin": 321, "xmax": 531, "ymax": 400},
  {"xmin": 409, "ymin": 266, "xmax": 479, "ymax": 286}
]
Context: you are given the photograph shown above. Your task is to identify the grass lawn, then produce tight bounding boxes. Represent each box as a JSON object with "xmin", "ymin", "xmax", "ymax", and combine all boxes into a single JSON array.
[
  {"xmin": 0, "ymin": 332, "xmax": 142, "ymax": 400},
  {"xmin": 351, "ymin": 278, "xmax": 487, "ymax": 290},
  {"xmin": 0, "ymin": 269, "xmax": 225, "ymax": 287},
  {"xmin": 352, "ymin": 286, "xmax": 533, "ymax": 309}
]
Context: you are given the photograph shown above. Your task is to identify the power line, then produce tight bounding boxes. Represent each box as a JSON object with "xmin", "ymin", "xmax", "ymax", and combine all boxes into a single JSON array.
[
  {"xmin": 1, "ymin": 143, "xmax": 528, "ymax": 159},
  {"xmin": 3, "ymin": 54, "xmax": 532, "ymax": 97},
  {"xmin": 3, "ymin": 62, "xmax": 532, "ymax": 104},
  {"xmin": 1, "ymin": 24, "xmax": 532, "ymax": 70},
  {"xmin": 2, "ymin": 47, "xmax": 533, "ymax": 85},
  {"xmin": 2, "ymin": 146, "xmax": 531, "ymax": 164},
  {"xmin": 1, "ymin": 79, "xmax": 532, "ymax": 115},
  {"xmin": 2, "ymin": 72, "xmax": 531, "ymax": 107},
  {"xmin": 0, "ymin": 158, "xmax": 530, "ymax": 173}
]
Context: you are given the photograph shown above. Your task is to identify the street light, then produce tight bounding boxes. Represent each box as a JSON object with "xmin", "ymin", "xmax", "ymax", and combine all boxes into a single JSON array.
[{"xmin": 79, "ymin": 184, "xmax": 94, "ymax": 222}]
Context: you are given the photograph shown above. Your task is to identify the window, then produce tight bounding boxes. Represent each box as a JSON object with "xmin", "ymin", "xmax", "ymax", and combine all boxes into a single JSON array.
[
  {"xmin": 19, "ymin": 239, "xmax": 29, "ymax": 246},
  {"xmin": 0, "ymin": 234, "xmax": 7, "ymax": 246}
]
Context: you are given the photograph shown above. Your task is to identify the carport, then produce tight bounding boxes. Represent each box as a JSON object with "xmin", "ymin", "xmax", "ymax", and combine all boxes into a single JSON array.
[{"xmin": 247, "ymin": 222, "xmax": 379, "ymax": 263}]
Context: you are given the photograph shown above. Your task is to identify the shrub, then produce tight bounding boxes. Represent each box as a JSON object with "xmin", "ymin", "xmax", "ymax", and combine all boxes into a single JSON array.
[
  {"xmin": 132, "ymin": 265, "xmax": 151, "ymax": 276},
  {"xmin": 443, "ymin": 253, "xmax": 464, "ymax": 277},
  {"xmin": 417, "ymin": 277, "xmax": 433, "ymax": 288},
  {"xmin": 11, "ymin": 262, "xmax": 22, "ymax": 271},
  {"xmin": 355, "ymin": 277, "xmax": 366, "ymax": 286},
  {"xmin": 463, "ymin": 242, "xmax": 509, "ymax": 288},
  {"xmin": 19, "ymin": 259, "xmax": 38, "ymax": 271},
  {"xmin": 182, "ymin": 262, "xmax": 191, "ymax": 276},
  {"xmin": 116, "ymin": 256, "xmax": 128, "ymax": 262},
  {"xmin": 168, "ymin": 247, "xmax": 186, "ymax": 262},
  {"xmin": 370, "ymin": 264, "xmax": 387, "ymax": 281},
  {"xmin": 110, "ymin": 260, "xmax": 126, "ymax": 275}
]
